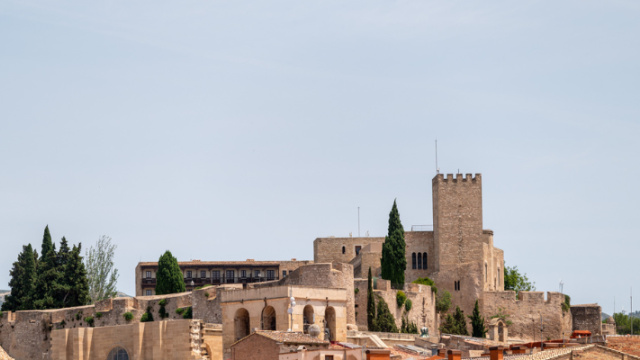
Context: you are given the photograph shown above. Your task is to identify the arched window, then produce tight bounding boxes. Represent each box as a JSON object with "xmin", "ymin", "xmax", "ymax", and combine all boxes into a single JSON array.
[
  {"xmin": 485, "ymin": 263, "xmax": 488, "ymax": 282},
  {"xmin": 234, "ymin": 308, "xmax": 250, "ymax": 341},
  {"xmin": 417, "ymin": 252, "xmax": 422, "ymax": 269},
  {"xmin": 107, "ymin": 347, "xmax": 129, "ymax": 360},
  {"xmin": 342, "ymin": 246, "xmax": 346, "ymax": 254},
  {"xmin": 411, "ymin": 253, "xmax": 416, "ymax": 269},
  {"xmin": 324, "ymin": 306, "xmax": 337, "ymax": 341},
  {"xmin": 303, "ymin": 305, "xmax": 314, "ymax": 334},
  {"xmin": 261, "ymin": 305, "xmax": 276, "ymax": 330},
  {"xmin": 423, "ymin": 253, "xmax": 427, "ymax": 269}
]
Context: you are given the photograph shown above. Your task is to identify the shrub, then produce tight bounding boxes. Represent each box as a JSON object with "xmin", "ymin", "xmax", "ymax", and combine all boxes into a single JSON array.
[
  {"xmin": 176, "ymin": 308, "xmax": 185, "ymax": 315},
  {"xmin": 412, "ymin": 277, "xmax": 437, "ymax": 293},
  {"xmin": 374, "ymin": 297, "xmax": 398, "ymax": 333},
  {"xmin": 123, "ymin": 312, "xmax": 133, "ymax": 321},
  {"xmin": 75, "ymin": 312, "xmax": 82, "ymax": 321},
  {"xmin": 354, "ymin": 288, "xmax": 359, "ymax": 295},
  {"xmin": 396, "ymin": 291, "xmax": 407, "ymax": 307},
  {"xmin": 405, "ymin": 299, "xmax": 412, "ymax": 312},
  {"xmin": 204, "ymin": 292, "xmax": 210, "ymax": 298},
  {"xmin": 562, "ymin": 295, "xmax": 571, "ymax": 312},
  {"xmin": 84, "ymin": 316, "xmax": 94, "ymax": 327},
  {"xmin": 158, "ymin": 299, "xmax": 167, "ymax": 306},
  {"xmin": 95, "ymin": 312, "xmax": 103, "ymax": 319},
  {"xmin": 182, "ymin": 306, "xmax": 193, "ymax": 319},
  {"xmin": 436, "ymin": 291, "xmax": 452, "ymax": 313},
  {"xmin": 159, "ymin": 301, "xmax": 168, "ymax": 319},
  {"xmin": 140, "ymin": 306, "xmax": 154, "ymax": 322},
  {"xmin": 60, "ymin": 320, "xmax": 66, "ymax": 328}
]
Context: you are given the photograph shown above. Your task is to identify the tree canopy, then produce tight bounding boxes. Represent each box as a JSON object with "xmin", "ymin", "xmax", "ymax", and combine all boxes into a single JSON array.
[
  {"xmin": 380, "ymin": 200, "xmax": 406, "ymax": 289},
  {"xmin": 504, "ymin": 264, "xmax": 535, "ymax": 293},
  {"xmin": 85, "ymin": 235, "xmax": 120, "ymax": 303},
  {"xmin": 440, "ymin": 306, "xmax": 469, "ymax": 335},
  {"xmin": 1, "ymin": 244, "xmax": 38, "ymax": 311},
  {"xmin": 155, "ymin": 250, "xmax": 185, "ymax": 295}
]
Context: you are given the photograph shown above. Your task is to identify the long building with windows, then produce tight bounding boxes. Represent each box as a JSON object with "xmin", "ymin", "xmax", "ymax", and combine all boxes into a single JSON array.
[{"xmin": 134, "ymin": 258, "xmax": 313, "ymax": 296}]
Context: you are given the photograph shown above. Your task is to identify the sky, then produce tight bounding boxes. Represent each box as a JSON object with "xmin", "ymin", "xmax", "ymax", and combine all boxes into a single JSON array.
[{"xmin": 1, "ymin": 1, "xmax": 638, "ymax": 316}]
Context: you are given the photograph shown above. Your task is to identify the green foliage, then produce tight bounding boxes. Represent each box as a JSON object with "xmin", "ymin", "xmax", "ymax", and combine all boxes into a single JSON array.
[
  {"xmin": 182, "ymin": 306, "xmax": 193, "ymax": 319},
  {"xmin": 440, "ymin": 306, "xmax": 468, "ymax": 335},
  {"xmin": 412, "ymin": 277, "xmax": 437, "ymax": 294},
  {"xmin": 158, "ymin": 299, "xmax": 167, "ymax": 306},
  {"xmin": 504, "ymin": 264, "xmax": 535, "ymax": 294},
  {"xmin": 60, "ymin": 319, "xmax": 66, "ymax": 327},
  {"xmin": 396, "ymin": 291, "xmax": 407, "ymax": 307},
  {"xmin": 95, "ymin": 312, "xmax": 103, "ymax": 319},
  {"xmin": 176, "ymin": 307, "xmax": 185, "ymax": 315},
  {"xmin": 1, "ymin": 244, "xmax": 38, "ymax": 311},
  {"xmin": 367, "ymin": 267, "xmax": 376, "ymax": 331},
  {"xmin": 380, "ymin": 200, "xmax": 407, "ymax": 289},
  {"xmin": 204, "ymin": 292, "xmax": 210, "ymax": 298},
  {"xmin": 76, "ymin": 312, "xmax": 82, "ymax": 321},
  {"xmin": 84, "ymin": 316, "xmax": 94, "ymax": 327},
  {"xmin": 85, "ymin": 235, "xmax": 120, "ymax": 303},
  {"xmin": 613, "ymin": 312, "xmax": 640, "ymax": 334},
  {"xmin": 468, "ymin": 300, "xmax": 487, "ymax": 338},
  {"xmin": 405, "ymin": 299, "xmax": 412, "ymax": 312},
  {"xmin": 436, "ymin": 290, "xmax": 452, "ymax": 314},
  {"xmin": 562, "ymin": 295, "xmax": 571, "ymax": 312},
  {"xmin": 373, "ymin": 296, "xmax": 398, "ymax": 333},
  {"xmin": 61, "ymin": 243, "xmax": 91, "ymax": 307},
  {"xmin": 155, "ymin": 251, "xmax": 186, "ymax": 295},
  {"xmin": 159, "ymin": 299, "xmax": 169, "ymax": 319},
  {"xmin": 140, "ymin": 306, "xmax": 154, "ymax": 322},
  {"xmin": 354, "ymin": 288, "xmax": 359, "ymax": 294},
  {"xmin": 400, "ymin": 316, "xmax": 418, "ymax": 334},
  {"xmin": 490, "ymin": 307, "xmax": 513, "ymax": 326},
  {"xmin": 123, "ymin": 312, "xmax": 133, "ymax": 321}
]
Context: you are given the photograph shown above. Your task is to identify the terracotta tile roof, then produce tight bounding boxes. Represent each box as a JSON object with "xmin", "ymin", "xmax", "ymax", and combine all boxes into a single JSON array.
[{"xmin": 254, "ymin": 331, "xmax": 330, "ymax": 345}]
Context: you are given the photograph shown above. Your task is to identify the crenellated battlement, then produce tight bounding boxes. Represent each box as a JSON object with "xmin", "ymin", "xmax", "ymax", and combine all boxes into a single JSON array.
[{"xmin": 433, "ymin": 173, "xmax": 481, "ymax": 183}]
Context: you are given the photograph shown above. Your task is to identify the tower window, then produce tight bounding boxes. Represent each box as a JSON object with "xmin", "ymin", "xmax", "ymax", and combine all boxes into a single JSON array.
[
  {"xmin": 412, "ymin": 253, "xmax": 416, "ymax": 269},
  {"xmin": 417, "ymin": 252, "xmax": 422, "ymax": 269},
  {"xmin": 342, "ymin": 246, "xmax": 346, "ymax": 254},
  {"xmin": 454, "ymin": 280, "xmax": 461, "ymax": 291},
  {"xmin": 355, "ymin": 246, "xmax": 362, "ymax": 255},
  {"xmin": 423, "ymin": 253, "xmax": 428, "ymax": 269}
]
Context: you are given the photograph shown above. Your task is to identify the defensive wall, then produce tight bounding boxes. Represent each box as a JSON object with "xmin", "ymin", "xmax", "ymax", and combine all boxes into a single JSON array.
[
  {"xmin": 480, "ymin": 291, "xmax": 572, "ymax": 342},
  {"xmin": 353, "ymin": 278, "xmax": 437, "ymax": 335},
  {"xmin": 570, "ymin": 304, "xmax": 602, "ymax": 336}
]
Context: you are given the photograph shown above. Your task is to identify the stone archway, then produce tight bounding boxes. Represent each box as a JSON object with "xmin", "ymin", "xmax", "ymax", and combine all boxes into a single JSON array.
[
  {"xmin": 303, "ymin": 305, "xmax": 314, "ymax": 334},
  {"xmin": 262, "ymin": 305, "xmax": 276, "ymax": 330},
  {"xmin": 234, "ymin": 308, "xmax": 250, "ymax": 341},
  {"xmin": 324, "ymin": 306, "xmax": 336, "ymax": 341},
  {"xmin": 107, "ymin": 346, "xmax": 129, "ymax": 360}
]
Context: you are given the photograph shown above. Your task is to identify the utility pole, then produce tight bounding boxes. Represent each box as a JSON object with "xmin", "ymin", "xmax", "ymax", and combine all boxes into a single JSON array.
[
  {"xmin": 631, "ymin": 288, "xmax": 634, "ymax": 335},
  {"xmin": 358, "ymin": 207, "xmax": 360, "ymax": 237}
]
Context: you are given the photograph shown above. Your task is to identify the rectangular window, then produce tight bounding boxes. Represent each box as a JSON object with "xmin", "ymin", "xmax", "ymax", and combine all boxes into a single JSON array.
[
  {"xmin": 146, "ymin": 290, "xmax": 152, "ymax": 296},
  {"xmin": 200, "ymin": 270, "xmax": 206, "ymax": 278},
  {"xmin": 212, "ymin": 271, "xmax": 220, "ymax": 279},
  {"xmin": 146, "ymin": 271, "xmax": 151, "ymax": 279},
  {"xmin": 282, "ymin": 270, "xmax": 287, "ymax": 277},
  {"xmin": 325, "ymin": 356, "xmax": 334, "ymax": 360},
  {"xmin": 355, "ymin": 246, "xmax": 362, "ymax": 255},
  {"xmin": 186, "ymin": 270, "xmax": 192, "ymax": 279},
  {"xmin": 240, "ymin": 270, "xmax": 247, "ymax": 278},
  {"xmin": 255, "ymin": 270, "xmax": 261, "ymax": 278},
  {"xmin": 266, "ymin": 270, "xmax": 275, "ymax": 280},
  {"xmin": 226, "ymin": 270, "xmax": 235, "ymax": 283}
]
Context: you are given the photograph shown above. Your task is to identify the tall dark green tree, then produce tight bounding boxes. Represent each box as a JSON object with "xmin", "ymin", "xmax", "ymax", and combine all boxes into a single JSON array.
[
  {"xmin": 58, "ymin": 243, "xmax": 90, "ymax": 307},
  {"xmin": 374, "ymin": 296, "xmax": 398, "ymax": 333},
  {"xmin": 34, "ymin": 232, "xmax": 62, "ymax": 309},
  {"xmin": 440, "ymin": 306, "xmax": 469, "ymax": 335},
  {"xmin": 41, "ymin": 225, "xmax": 54, "ymax": 261},
  {"xmin": 468, "ymin": 300, "xmax": 488, "ymax": 338},
  {"xmin": 155, "ymin": 251, "xmax": 186, "ymax": 295},
  {"xmin": 453, "ymin": 306, "xmax": 469, "ymax": 336},
  {"xmin": 380, "ymin": 200, "xmax": 407, "ymax": 289},
  {"xmin": 367, "ymin": 267, "xmax": 376, "ymax": 331},
  {"xmin": 1, "ymin": 244, "xmax": 38, "ymax": 311}
]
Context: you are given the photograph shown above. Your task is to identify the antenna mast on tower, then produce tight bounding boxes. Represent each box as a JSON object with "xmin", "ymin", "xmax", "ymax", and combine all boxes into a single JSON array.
[{"xmin": 435, "ymin": 139, "xmax": 440, "ymax": 174}]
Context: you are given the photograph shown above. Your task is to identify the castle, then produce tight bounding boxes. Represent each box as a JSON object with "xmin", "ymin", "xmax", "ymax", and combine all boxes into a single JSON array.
[{"xmin": 0, "ymin": 173, "xmax": 604, "ymax": 360}]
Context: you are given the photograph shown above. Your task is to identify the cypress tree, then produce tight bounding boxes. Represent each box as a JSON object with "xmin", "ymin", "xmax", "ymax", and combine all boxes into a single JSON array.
[
  {"xmin": 41, "ymin": 225, "xmax": 54, "ymax": 261},
  {"xmin": 453, "ymin": 306, "xmax": 469, "ymax": 336},
  {"xmin": 34, "ymin": 242, "xmax": 61, "ymax": 309},
  {"xmin": 367, "ymin": 267, "xmax": 376, "ymax": 331},
  {"xmin": 155, "ymin": 251, "xmax": 185, "ymax": 295},
  {"xmin": 374, "ymin": 296, "xmax": 398, "ymax": 333},
  {"xmin": 1, "ymin": 244, "xmax": 38, "ymax": 311},
  {"xmin": 468, "ymin": 300, "xmax": 488, "ymax": 338},
  {"xmin": 60, "ymin": 243, "xmax": 90, "ymax": 307},
  {"xmin": 380, "ymin": 200, "xmax": 406, "ymax": 289}
]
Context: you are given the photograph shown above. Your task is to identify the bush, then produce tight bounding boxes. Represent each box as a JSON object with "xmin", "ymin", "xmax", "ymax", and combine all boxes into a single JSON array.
[
  {"xmin": 396, "ymin": 291, "xmax": 407, "ymax": 307},
  {"xmin": 374, "ymin": 297, "xmax": 398, "ymax": 333},
  {"xmin": 141, "ymin": 306, "xmax": 154, "ymax": 322},
  {"xmin": 405, "ymin": 299, "xmax": 412, "ymax": 312},
  {"xmin": 412, "ymin": 277, "xmax": 437, "ymax": 293},
  {"xmin": 176, "ymin": 307, "xmax": 185, "ymax": 315},
  {"xmin": 75, "ymin": 312, "xmax": 82, "ymax": 321},
  {"xmin": 123, "ymin": 312, "xmax": 133, "ymax": 321},
  {"xmin": 354, "ymin": 288, "xmax": 359, "ymax": 295},
  {"xmin": 182, "ymin": 306, "xmax": 192, "ymax": 319},
  {"xmin": 84, "ymin": 316, "xmax": 94, "ymax": 327},
  {"xmin": 158, "ymin": 299, "xmax": 167, "ymax": 306},
  {"xmin": 204, "ymin": 292, "xmax": 210, "ymax": 298},
  {"xmin": 562, "ymin": 295, "xmax": 571, "ymax": 312},
  {"xmin": 95, "ymin": 312, "xmax": 103, "ymax": 319},
  {"xmin": 436, "ymin": 291, "xmax": 452, "ymax": 314},
  {"xmin": 60, "ymin": 319, "xmax": 66, "ymax": 328}
]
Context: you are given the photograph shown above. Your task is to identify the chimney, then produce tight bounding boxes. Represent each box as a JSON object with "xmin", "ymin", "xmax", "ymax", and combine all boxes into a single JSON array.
[
  {"xmin": 438, "ymin": 349, "xmax": 447, "ymax": 357},
  {"xmin": 490, "ymin": 346, "xmax": 504, "ymax": 360},
  {"xmin": 447, "ymin": 349, "xmax": 461, "ymax": 360}
]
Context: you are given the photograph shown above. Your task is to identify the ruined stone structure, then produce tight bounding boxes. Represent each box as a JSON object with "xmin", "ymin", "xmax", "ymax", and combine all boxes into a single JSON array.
[{"xmin": 571, "ymin": 304, "xmax": 603, "ymax": 336}]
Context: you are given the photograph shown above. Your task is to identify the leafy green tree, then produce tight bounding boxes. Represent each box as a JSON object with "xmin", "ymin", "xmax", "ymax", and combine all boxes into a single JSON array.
[
  {"xmin": 155, "ymin": 251, "xmax": 185, "ymax": 295},
  {"xmin": 440, "ymin": 314, "xmax": 458, "ymax": 334},
  {"xmin": 468, "ymin": 300, "xmax": 487, "ymax": 338},
  {"xmin": 436, "ymin": 290, "xmax": 452, "ymax": 314},
  {"xmin": 367, "ymin": 267, "xmax": 376, "ymax": 331},
  {"xmin": 374, "ymin": 296, "xmax": 398, "ymax": 333},
  {"xmin": 1, "ymin": 244, "xmax": 38, "ymax": 311},
  {"xmin": 504, "ymin": 264, "xmax": 535, "ymax": 294},
  {"xmin": 380, "ymin": 200, "xmax": 407, "ymax": 289},
  {"xmin": 85, "ymin": 235, "xmax": 120, "ymax": 303}
]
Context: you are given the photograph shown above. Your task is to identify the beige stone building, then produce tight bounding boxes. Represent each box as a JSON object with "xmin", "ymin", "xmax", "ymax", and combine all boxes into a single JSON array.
[{"xmin": 135, "ymin": 259, "xmax": 312, "ymax": 296}]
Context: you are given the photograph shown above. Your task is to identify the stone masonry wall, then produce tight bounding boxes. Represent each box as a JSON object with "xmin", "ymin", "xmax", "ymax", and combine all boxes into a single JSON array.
[
  {"xmin": 571, "ymin": 304, "xmax": 602, "ymax": 336},
  {"xmin": 313, "ymin": 237, "xmax": 384, "ymax": 265},
  {"xmin": 480, "ymin": 291, "xmax": 572, "ymax": 342}
]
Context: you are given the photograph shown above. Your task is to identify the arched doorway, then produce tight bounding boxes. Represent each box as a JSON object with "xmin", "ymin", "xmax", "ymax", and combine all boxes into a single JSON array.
[
  {"xmin": 324, "ymin": 306, "xmax": 336, "ymax": 341},
  {"xmin": 498, "ymin": 322, "xmax": 505, "ymax": 342},
  {"xmin": 107, "ymin": 347, "xmax": 129, "ymax": 360},
  {"xmin": 261, "ymin": 305, "xmax": 276, "ymax": 330},
  {"xmin": 303, "ymin": 305, "xmax": 314, "ymax": 334},
  {"xmin": 234, "ymin": 308, "xmax": 250, "ymax": 341}
]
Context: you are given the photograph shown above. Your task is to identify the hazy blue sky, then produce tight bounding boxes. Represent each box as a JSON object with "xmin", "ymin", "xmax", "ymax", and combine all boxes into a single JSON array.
[{"xmin": 1, "ymin": 1, "xmax": 638, "ymax": 315}]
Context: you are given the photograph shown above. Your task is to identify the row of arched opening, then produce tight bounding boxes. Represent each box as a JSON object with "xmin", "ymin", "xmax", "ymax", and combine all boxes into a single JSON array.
[
  {"xmin": 411, "ymin": 252, "xmax": 427, "ymax": 270},
  {"xmin": 234, "ymin": 305, "xmax": 336, "ymax": 342}
]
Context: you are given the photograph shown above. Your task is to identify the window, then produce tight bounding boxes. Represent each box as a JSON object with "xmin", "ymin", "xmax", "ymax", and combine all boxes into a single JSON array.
[
  {"xmin": 200, "ymin": 270, "xmax": 206, "ymax": 278},
  {"xmin": 107, "ymin": 347, "xmax": 129, "ymax": 360},
  {"xmin": 226, "ymin": 270, "xmax": 235, "ymax": 282},
  {"xmin": 417, "ymin": 252, "xmax": 422, "ymax": 269},
  {"xmin": 186, "ymin": 271, "xmax": 192, "ymax": 279},
  {"xmin": 342, "ymin": 246, "xmax": 346, "ymax": 254},
  {"xmin": 255, "ymin": 270, "xmax": 261, "ymax": 278},
  {"xmin": 454, "ymin": 280, "xmax": 461, "ymax": 291},
  {"xmin": 212, "ymin": 271, "xmax": 220, "ymax": 280},
  {"xmin": 282, "ymin": 270, "xmax": 287, "ymax": 277},
  {"xmin": 145, "ymin": 271, "xmax": 151, "ymax": 279},
  {"xmin": 355, "ymin": 246, "xmax": 362, "ymax": 255},
  {"xmin": 240, "ymin": 270, "xmax": 247, "ymax": 278},
  {"xmin": 423, "ymin": 252, "xmax": 428, "ymax": 269},
  {"xmin": 325, "ymin": 356, "xmax": 334, "ymax": 360},
  {"xmin": 485, "ymin": 263, "xmax": 488, "ymax": 282},
  {"xmin": 412, "ymin": 253, "xmax": 416, "ymax": 269},
  {"xmin": 146, "ymin": 290, "xmax": 152, "ymax": 296},
  {"xmin": 266, "ymin": 270, "xmax": 275, "ymax": 280}
]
